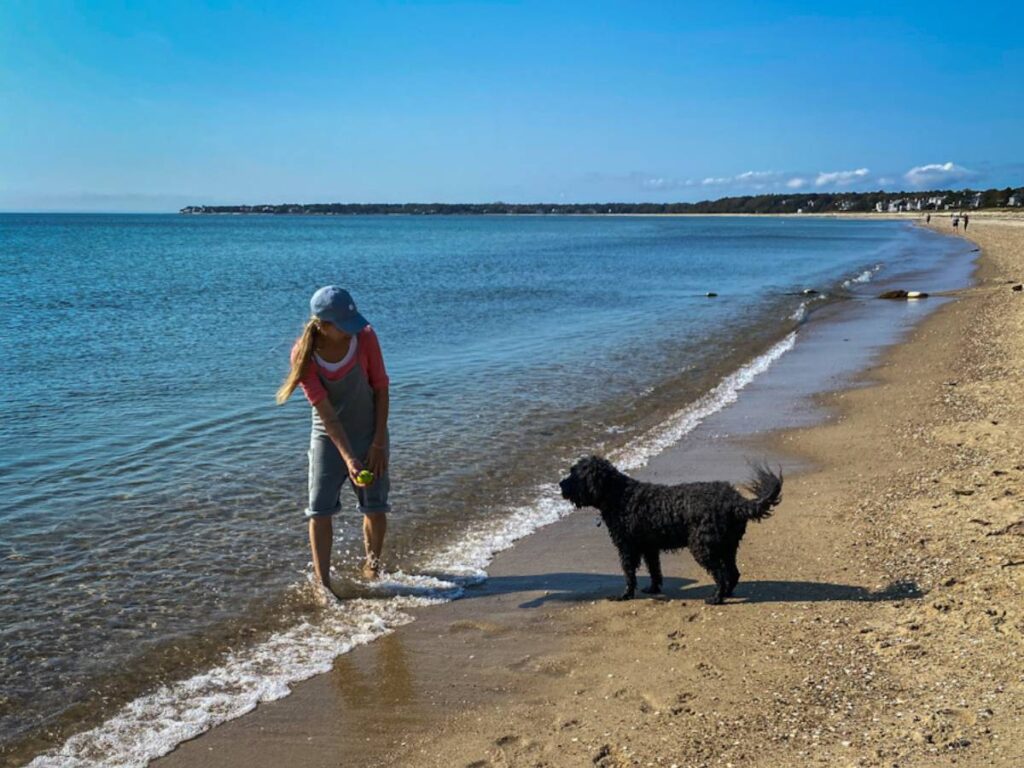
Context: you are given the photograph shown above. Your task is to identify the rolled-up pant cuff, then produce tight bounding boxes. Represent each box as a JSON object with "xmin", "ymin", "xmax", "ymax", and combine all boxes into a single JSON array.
[{"xmin": 304, "ymin": 504, "xmax": 340, "ymax": 519}]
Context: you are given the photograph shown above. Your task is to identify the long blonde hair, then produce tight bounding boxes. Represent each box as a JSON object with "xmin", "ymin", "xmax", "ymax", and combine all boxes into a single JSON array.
[{"xmin": 276, "ymin": 317, "xmax": 319, "ymax": 404}]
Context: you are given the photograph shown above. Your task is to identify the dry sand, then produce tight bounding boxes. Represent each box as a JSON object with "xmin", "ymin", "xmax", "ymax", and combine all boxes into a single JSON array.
[{"xmin": 154, "ymin": 214, "xmax": 1024, "ymax": 768}]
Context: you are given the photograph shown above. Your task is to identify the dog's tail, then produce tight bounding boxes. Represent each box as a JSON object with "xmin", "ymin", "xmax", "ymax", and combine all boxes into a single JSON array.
[{"xmin": 742, "ymin": 463, "xmax": 783, "ymax": 521}]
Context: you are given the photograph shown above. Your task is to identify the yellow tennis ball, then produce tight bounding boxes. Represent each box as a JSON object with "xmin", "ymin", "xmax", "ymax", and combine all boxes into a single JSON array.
[{"xmin": 356, "ymin": 469, "xmax": 375, "ymax": 486}]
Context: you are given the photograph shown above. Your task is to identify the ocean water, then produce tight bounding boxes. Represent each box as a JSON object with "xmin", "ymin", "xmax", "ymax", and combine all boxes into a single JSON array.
[{"xmin": 0, "ymin": 214, "xmax": 966, "ymax": 766}]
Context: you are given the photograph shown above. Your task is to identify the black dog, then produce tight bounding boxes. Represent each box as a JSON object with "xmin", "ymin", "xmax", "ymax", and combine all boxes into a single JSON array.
[{"xmin": 559, "ymin": 456, "xmax": 782, "ymax": 604}]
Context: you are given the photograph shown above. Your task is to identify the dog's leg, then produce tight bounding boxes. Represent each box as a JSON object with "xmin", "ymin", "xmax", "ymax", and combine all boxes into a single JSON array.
[
  {"xmin": 707, "ymin": 562, "xmax": 730, "ymax": 605},
  {"xmin": 725, "ymin": 549, "xmax": 740, "ymax": 597},
  {"xmin": 640, "ymin": 549, "xmax": 663, "ymax": 595},
  {"xmin": 691, "ymin": 546, "xmax": 726, "ymax": 604},
  {"xmin": 615, "ymin": 547, "xmax": 641, "ymax": 600}
]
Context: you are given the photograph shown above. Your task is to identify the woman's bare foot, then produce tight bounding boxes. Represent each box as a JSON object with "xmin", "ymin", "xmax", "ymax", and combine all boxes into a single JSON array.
[
  {"xmin": 314, "ymin": 580, "xmax": 343, "ymax": 606},
  {"xmin": 361, "ymin": 556, "xmax": 381, "ymax": 580}
]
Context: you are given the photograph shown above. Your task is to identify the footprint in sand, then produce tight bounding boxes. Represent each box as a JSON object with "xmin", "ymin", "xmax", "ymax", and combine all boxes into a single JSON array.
[{"xmin": 670, "ymin": 692, "xmax": 695, "ymax": 716}]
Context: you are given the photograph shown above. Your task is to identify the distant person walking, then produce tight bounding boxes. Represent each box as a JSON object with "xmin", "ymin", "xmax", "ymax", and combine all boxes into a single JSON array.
[
  {"xmin": 953, "ymin": 215, "xmax": 960, "ymax": 230},
  {"xmin": 963, "ymin": 213, "xmax": 969, "ymax": 231},
  {"xmin": 926, "ymin": 213, "xmax": 931, "ymax": 223},
  {"xmin": 277, "ymin": 286, "xmax": 391, "ymax": 600}
]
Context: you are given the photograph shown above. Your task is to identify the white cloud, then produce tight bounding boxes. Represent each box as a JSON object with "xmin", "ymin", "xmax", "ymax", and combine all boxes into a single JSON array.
[
  {"xmin": 696, "ymin": 168, "xmax": 872, "ymax": 192},
  {"xmin": 585, "ymin": 172, "xmax": 699, "ymax": 192},
  {"xmin": 634, "ymin": 175, "xmax": 699, "ymax": 191},
  {"xmin": 735, "ymin": 171, "xmax": 777, "ymax": 181},
  {"xmin": 597, "ymin": 165, "xmax": 901, "ymax": 197},
  {"xmin": 814, "ymin": 168, "xmax": 870, "ymax": 187},
  {"xmin": 903, "ymin": 161, "xmax": 976, "ymax": 187},
  {"xmin": 699, "ymin": 170, "xmax": 791, "ymax": 190}
]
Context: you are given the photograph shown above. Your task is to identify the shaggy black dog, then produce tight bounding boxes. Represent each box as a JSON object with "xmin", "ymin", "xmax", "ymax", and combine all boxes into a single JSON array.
[{"xmin": 559, "ymin": 456, "xmax": 783, "ymax": 604}]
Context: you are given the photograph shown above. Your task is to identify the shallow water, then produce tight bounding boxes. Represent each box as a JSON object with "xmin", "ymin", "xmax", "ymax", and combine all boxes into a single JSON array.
[{"xmin": 0, "ymin": 214, "xmax": 967, "ymax": 764}]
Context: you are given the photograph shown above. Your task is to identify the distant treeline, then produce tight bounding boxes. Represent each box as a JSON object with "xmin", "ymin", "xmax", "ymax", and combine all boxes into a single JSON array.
[{"xmin": 180, "ymin": 187, "xmax": 1024, "ymax": 216}]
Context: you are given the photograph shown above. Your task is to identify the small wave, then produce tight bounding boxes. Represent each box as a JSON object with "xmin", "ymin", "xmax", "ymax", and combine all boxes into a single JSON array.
[
  {"xmin": 789, "ymin": 292, "xmax": 829, "ymax": 323},
  {"xmin": 611, "ymin": 332, "xmax": 798, "ymax": 471},
  {"xmin": 420, "ymin": 492, "xmax": 569, "ymax": 583},
  {"xmin": 842, "ymin": 263, "xmax": 882, "ymax": 288}
]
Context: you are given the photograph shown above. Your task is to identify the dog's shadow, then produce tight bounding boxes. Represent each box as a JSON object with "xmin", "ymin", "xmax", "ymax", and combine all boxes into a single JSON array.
[
  {"xmin": 452, "ymin": 572, "xmax": 694, "ymax": 607},
  {"xmin": 454, "ymin": 572, "xmax": 923, "ymax": 608},
  {"xmin": 676, "ymin": 578, "xmax": 923, "ymax": 605}
]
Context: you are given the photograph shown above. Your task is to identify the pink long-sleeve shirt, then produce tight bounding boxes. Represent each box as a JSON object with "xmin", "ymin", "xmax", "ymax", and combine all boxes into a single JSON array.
[{"xmin": 293, "ymin": 326, "xmax": 389, "ymax": 406}]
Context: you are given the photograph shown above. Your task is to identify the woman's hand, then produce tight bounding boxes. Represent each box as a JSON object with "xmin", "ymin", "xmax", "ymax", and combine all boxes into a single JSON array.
[
  {"xmin": 344, "ymin": 456, "xmax": 365, "ymax": 485},
  {"xmin": 366, "ymin": 443, "xmax": 388, "ymax": 481},
  {"xmin": 314, "ymin": 399, "xmax": 364, "ymax": 484}
]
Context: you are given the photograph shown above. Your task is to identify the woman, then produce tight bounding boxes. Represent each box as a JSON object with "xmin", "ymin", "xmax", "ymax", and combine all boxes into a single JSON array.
[{"xmin": 277, "ymin": 286, "xmax": 390, "ymax": 598}]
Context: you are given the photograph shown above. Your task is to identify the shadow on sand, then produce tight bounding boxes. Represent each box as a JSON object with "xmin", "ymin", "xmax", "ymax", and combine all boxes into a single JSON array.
[{"xmin": 447, "ymin": 572, "xmax": 923, "ymax": 608}]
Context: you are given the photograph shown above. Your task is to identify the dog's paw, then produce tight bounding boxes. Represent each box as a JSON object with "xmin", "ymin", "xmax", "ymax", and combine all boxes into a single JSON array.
[
  {"xmin": 640, "ymin": 584, "xmax": 662, "ymax": 595},
  {"xmin": 610, "ymin": 592, "xmax": 635, "ymax": 602},
  {"xmin": 704, "ymin": 594, "xmax": 725, "ymax": 605}
]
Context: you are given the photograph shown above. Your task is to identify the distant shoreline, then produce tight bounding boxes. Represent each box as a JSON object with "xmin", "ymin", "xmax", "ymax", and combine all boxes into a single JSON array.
[{"xmin": 180, "ymin": 187, "xmax": 1023, "ymax": 217}]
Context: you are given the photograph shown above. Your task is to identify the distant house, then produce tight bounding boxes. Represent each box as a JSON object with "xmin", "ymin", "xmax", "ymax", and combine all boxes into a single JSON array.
[
  {"xmin": 875, "ymin": 201, "xmax": 885, "ymax": 213},
  {"xmin": 1008, "ymin": 194, "xmax": 1022, "ymax": 207}
]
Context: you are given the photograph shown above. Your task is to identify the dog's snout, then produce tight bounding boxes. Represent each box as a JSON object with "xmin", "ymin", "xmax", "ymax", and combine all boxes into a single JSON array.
[{"xmin": 558, "ymin": 474, "xmax": 578, "ymax": 503}]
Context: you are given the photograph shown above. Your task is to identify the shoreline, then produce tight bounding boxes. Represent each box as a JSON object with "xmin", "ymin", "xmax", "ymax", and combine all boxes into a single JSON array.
[{"xmin": 141, "ymin": 222, "xmax": 1024, "ymax": 767}]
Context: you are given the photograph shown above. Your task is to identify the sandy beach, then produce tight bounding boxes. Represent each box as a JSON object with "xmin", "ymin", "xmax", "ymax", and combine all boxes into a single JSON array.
[{"xmin": 146, "ymin": 214, "xmax": 1024, "ymax": 768}]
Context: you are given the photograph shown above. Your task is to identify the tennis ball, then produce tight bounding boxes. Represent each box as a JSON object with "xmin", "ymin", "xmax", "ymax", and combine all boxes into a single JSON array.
[{"xmin": 356, "ymin": 470, "xmax": 375, "ymax": 486}]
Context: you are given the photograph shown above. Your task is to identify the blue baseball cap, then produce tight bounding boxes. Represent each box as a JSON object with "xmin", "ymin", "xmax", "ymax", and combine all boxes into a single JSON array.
[{"xmin": 310, "ymin": 286, "xmax": 369, "ymax": 334}]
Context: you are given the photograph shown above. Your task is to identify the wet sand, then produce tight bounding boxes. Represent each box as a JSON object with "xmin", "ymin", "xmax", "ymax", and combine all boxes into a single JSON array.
[{"xmin": 153, "ymin": 213, "xmax": 1024, "ymax": 768}]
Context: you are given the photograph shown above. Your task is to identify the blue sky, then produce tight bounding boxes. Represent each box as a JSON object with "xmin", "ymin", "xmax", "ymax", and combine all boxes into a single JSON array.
[{"xmin": 1, "ymin": 1, "xmax": 1021, "ymax": 211}]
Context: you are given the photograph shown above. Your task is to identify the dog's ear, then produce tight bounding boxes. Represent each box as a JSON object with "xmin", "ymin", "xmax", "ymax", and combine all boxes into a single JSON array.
[{"xmin": 577, "ymin": 455, "xmax": 609, "ymax": 500}]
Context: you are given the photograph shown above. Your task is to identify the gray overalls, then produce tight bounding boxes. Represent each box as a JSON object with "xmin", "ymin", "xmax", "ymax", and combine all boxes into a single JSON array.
[{"xmin": 305, "ymin": 356, "xmax": 390, "ymax": 517}]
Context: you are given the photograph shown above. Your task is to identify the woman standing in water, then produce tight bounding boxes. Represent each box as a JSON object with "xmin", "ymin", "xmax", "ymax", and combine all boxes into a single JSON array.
[{"xmin": 277, "ymin": 286, "xmax": 391, "ymax": 599}]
